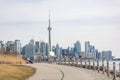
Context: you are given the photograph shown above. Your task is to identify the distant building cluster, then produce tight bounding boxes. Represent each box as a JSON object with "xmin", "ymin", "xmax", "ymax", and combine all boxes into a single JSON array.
[
  {"xmin": 85, "ymin": 41, "xmax": 99, "ymax": 59},
  {"xmin": 0, "ymin": 39, "xmax": 113, "ymax": 60},
  {"xmin": 21, "ymin": 39, "xmax": 49, "ymax": 60},
  {"xmin": 84, "ymin": 41, "xmax": 112, "ymax": 60},
  {"xmin": 52, "ymin": 41, "xmax": 113, "ymax": 60},
  {"xmin": 0, "ymin": 40, "xmax": 21, "ymax": 55}
]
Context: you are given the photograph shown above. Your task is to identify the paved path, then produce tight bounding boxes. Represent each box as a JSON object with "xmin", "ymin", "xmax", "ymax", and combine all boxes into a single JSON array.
[{"xmin": 27, "ymin": 63, "xmax": 112, "ymax": 80}]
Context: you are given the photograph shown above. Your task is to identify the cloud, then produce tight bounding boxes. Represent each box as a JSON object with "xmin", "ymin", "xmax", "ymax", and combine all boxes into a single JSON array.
[
  {"xmin": 0, "ymin": 0, "xmax": 120, "ymax": 57},
  {"xmin": 0, "ymin": 0, "xmax": 46, "ymax": 4},
  {"xmin": 0, "ymin": 0, "xmax": 120, "ymax": 23}
]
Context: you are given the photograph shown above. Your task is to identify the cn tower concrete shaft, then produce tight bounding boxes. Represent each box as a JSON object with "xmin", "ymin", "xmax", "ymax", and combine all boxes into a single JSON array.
[{"xmin": 48, "ymin": 12, "xmax": 52, "ymax": 56}]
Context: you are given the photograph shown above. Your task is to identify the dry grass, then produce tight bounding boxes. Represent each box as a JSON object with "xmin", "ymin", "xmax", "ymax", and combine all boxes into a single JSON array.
[
  {"xmin": 0, "ymin": 53, "xmax": 26, "ymax": 64},
  {"xmin": 0, "ymin": 53, "xmax": 35, "ymax": 80},
  {"xmin": 0, "ymin": 64, "xmax": 36, "ymax": 80}
]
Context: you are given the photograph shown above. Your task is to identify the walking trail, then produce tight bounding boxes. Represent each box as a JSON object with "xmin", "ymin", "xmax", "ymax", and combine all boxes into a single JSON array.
[{"xmin": 27, "ymin": 63, "xmax": 112, "ymax": 80}]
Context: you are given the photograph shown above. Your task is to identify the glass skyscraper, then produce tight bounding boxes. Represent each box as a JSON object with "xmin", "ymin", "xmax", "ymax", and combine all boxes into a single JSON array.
[{"xmin": 74, "ymin": 41, "xmax": 81, "ymax": 57}]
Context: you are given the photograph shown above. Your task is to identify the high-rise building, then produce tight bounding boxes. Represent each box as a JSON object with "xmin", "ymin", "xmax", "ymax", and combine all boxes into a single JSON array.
[
  {"xmin": 24, "ymin": 39, "xmax": 35, "ymax": 60},
  {"xmin": 85, "ymin": 41, "xmax": 98, "ymax": 59},
  {"xmin": 35, "ymin": 41, "xmax": 40, "ymax": 48},
  {"xmin": 74, "ymin": 41, "xmax": 81, "ymax": 57},
  {"xmin": 5, "ymin": 40, "xmax": 21, "ymax": 55},
  {"xmin": 6, "ymin": 41, "xmax": 14, "ymax": 53},
  {"xmin": 101, "ymin": 51, "xmax": 112, "ymax": 60},
  {"xmin": 24, "ymin": 44, "xmax": 35, "ymax": 60},
  {"xmin": 60, "ymin": 47, "xmax": 63, "ymax": 56},
  {"xmin": 40, "ymin": 41, "xmax": 46, "ymax": 56},
  {"xmin": 89, "ymin": 45, "xmax": 95, "ymax": 59},
  {"xmin": 14, "ymin": 40, "xmax": 21, "ymax": 55},
  {"xmin": 67, "ymin": 47, "xmax": 70, "ymax": 53},
  {"xmin": 85, "ymin": 41, "xmax": 90, "ymax": 53},
  {"xmin": 30, "ymin": 39, "xmax": 34, "ymax": 45},
  {"xmin": 21, "ymin": 46, "xmax": 25, "ymax": 56},
  {"xmin": 0, "ymin": 41, "xmax": 5, "ymax": 53},
  {"xmin": 62, "ymin": 49, "xmax": 68, "ymax": 56},
  {"xmin": 95, "ymin": 50, "xmax": 100, "ymax": 60},
  {"xmin": 46, "ymin": 43, "xmax": 49, "ymax": 56},
  {"xmin": 55, "ymin": 43, "xmax": 60, "ymax": 57},
  {"xmin": 35, "ymin": 41, "xmax": 40, "ymax": 53},
  {"xmin": 70, "ymin": 47, "xmax": 75, "ymax": 56},
  {"xmin": 52, "ymin": 46, "xmax": 56, "ymax": 53}
]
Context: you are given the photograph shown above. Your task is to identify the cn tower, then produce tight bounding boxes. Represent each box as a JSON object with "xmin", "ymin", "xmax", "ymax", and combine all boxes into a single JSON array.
[{"xmin": 48, "ymin": 12, "xmax": 52, "ymax": 56}]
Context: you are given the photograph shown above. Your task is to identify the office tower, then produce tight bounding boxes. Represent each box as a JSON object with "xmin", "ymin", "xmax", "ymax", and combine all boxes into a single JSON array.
[
  {"xmin": 0, "ymin": 41, "xmax": 5, "ymax": 53},
  {"xmin": 24, "ymin": 40, "xmax": 35, "ymax": 60},
  {"xmin": 47, "ymin": 12, "xmax": 52, "ymax": 56},
  {"xmin": 70, "ymin": 48, "xmax": 75, "ymax": 56},
  {"xmin": 85, "ymin": 41, "xmax": 97, "ymax": 59},
  {"xmin": 55, "ymin": 43, "xmax": 60, "ymax": 57},
  {"xmin": 35, "ymin": 41, "xmax": 40, "ymax": 48},
  {"xmin": 35, "ymin": 41, "xmax": 40, "ymax": 53},
  {"xmin": 14, "ymin": 40, "xmax": 21, "ymax": 55},
  {"xmin": 46, "ymin": 43, "xmax": 49, "ymax": 56},
  {"xmin": 6, "ymin": 41, "xmax": 14, "ymax": 53},
  {"xmin": 67, "ymin": 47, "xmax": 71, "ymax": 54},
  {"xmin": 60, "ymin": 47, "xmax": 63, "ymax": 57},
  {"xmin": 62, "ymin": 49, "xmax": 68, "ymax": 56},
  {"xmin": 24, "ymin": 44, "xmax": 35, "ymax": 60},
  {"xmin": 30, "ymin": 38, "xmax": 34, "ymax": 45},
  {"xmin": 95, "ymin": 49, "xmax": 100, "ymax": 60},
  {"xmin": 98, "ymin": 52, "xmax": 102, "ymax": 60},
  {"xmin": 94, "ymin": 49, "xmax": 98, "ymax": 59},
  {"xmin": 101, "ymin": 51, "xmax": 112, "ymax": 60},
  {"xmin": 52, "ymin": 46, "xmax": 56, "ymax": 54},
  {"xmin": 74, "ymin": 41, "xmax": 81, "ymax": 57},
  {"xmin": 89, "ymin": 45, "xmax": 95, "ymax": 59},
  {"xmin": 40, "ymin": 41, "xmax": 46, "ymax": 56},
  {"xmin": 85, "ymin": 41, "xmax": 90, "ymax": 53},
  {"xmin": 21, "ymin": 46, "xmax": 25, "ymax": 56}
]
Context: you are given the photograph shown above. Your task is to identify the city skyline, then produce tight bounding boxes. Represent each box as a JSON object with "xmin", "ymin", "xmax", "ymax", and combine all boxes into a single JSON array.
[
  {"xmin": 0, "ymin": 39, "xmax": 113, "ymax": 60},
  {"xmin": 0, "ymin": 39, "xmax": 113, "ymax": 59},
  {"xmin": 0, "ymin": 0, "xmax": 120, "ymax": 58}
]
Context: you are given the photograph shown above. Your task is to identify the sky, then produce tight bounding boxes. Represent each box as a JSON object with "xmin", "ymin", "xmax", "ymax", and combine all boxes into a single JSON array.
[{"xmin": 0, "ymin": 0, "xmax": 120, "ymax": 58}]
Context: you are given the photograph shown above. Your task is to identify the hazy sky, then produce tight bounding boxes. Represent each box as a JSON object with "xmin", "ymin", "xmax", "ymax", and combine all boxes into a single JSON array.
[{"xmin": 0, "ymin": 0, "xmax": 120, "ymax": 58}]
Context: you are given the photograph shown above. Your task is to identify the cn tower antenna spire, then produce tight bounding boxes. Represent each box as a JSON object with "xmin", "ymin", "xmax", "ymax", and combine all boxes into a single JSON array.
[{"xmin": 49, "ymin": 11, "xmax": 51, "ymax": 28}]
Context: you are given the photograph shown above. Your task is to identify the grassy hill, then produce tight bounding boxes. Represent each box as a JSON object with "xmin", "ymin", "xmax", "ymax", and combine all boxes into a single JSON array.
[
  {"xmin": 0, "ymin": 53, "xmax": 36, "ymax": 80},
  {"xmin": 0, "ymin": 64, "xmax": 36, "ymax": 80}
]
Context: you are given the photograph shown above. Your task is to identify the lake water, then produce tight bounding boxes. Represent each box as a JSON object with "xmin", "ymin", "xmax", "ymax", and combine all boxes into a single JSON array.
[{"xmin": 78, "ymin": 60, "xmax": 120, "ymax": 71}]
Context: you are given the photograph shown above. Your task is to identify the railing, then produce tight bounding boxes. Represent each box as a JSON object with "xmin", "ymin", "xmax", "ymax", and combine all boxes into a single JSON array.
[{"xmin": 55, "ymin": 59, "xmax": 120, "ymax": 80}]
